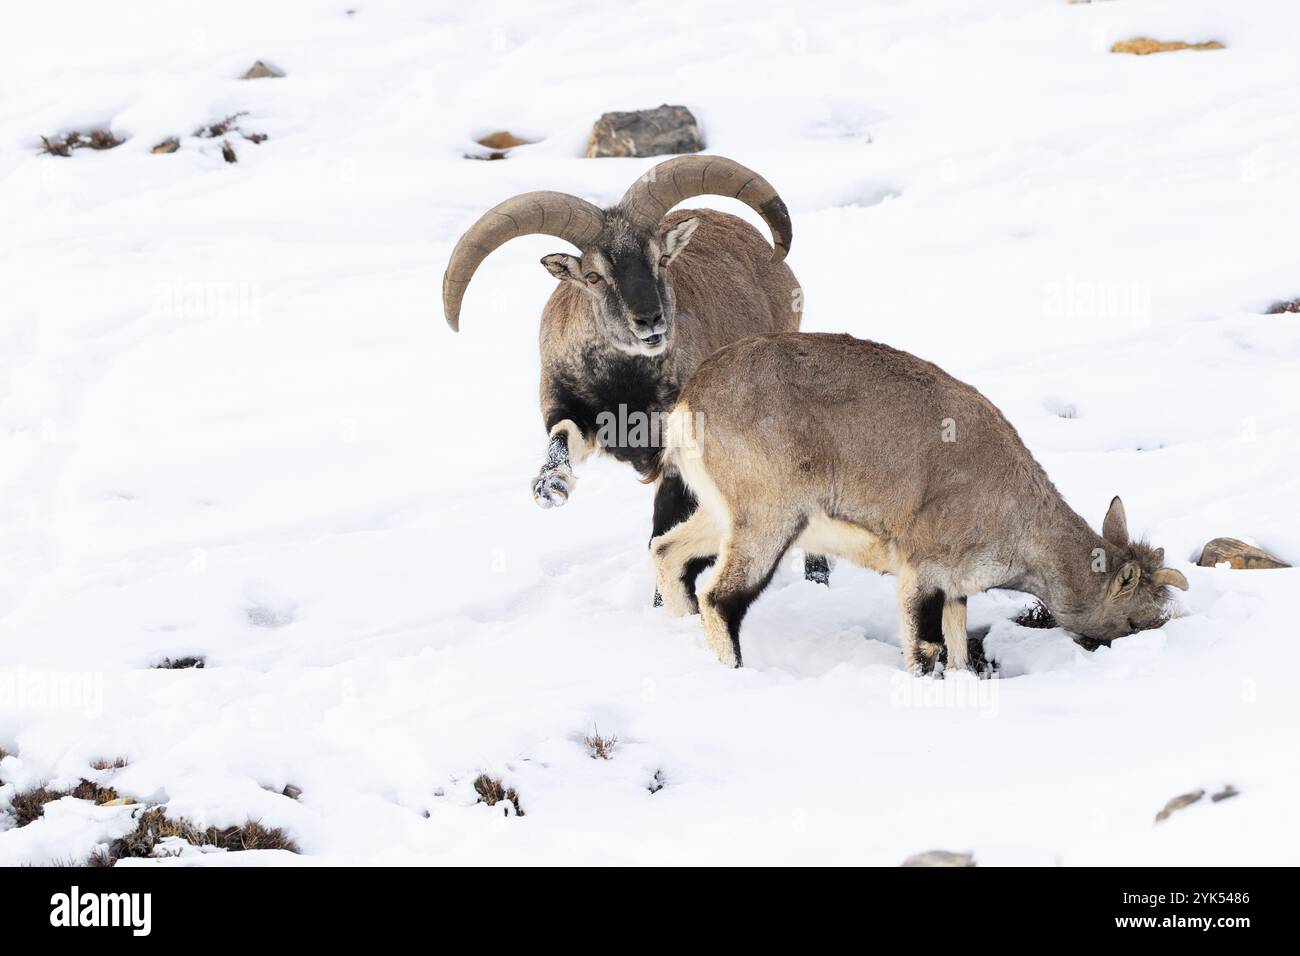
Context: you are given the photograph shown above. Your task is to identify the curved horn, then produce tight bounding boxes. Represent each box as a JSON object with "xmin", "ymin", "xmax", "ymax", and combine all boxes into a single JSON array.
[
  {"xmin": 619, "ymin": 156, "xmax": 792, "ymax": 263},
  {"xmin": 442, "ymin": 191, "xmax": 605, "ymax": 330},
  {"xmin": 1151, "ymin": 568, "xmax": 1190, "ymax": 591}
]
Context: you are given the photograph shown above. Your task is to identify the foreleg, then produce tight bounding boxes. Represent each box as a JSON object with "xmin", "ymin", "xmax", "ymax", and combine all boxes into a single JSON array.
[{"xmin": 532, "ymin": 419, "xmax": 591, "ymax": 509}]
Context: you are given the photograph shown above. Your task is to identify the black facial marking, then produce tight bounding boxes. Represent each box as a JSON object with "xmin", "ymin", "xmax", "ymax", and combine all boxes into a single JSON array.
[{"xmin": 611, "ymin": 249, "xmax": 662, "ymax": 320}]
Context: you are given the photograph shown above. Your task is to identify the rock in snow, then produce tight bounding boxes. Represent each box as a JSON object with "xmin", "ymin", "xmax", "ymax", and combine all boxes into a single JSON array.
[
  {"xmin": 242, "ymin": 60, "xmax": 285, "ymax": 79},
  {"xmin": 901, "ymin": 850, "xmax": 976, "ymax": 867},
  {"xmin": 1197, "ymin": 538, "xmax": 1290, "ymax": 570},
  {"xmin": 586, "ymin": 104, "xmax": 703, "ymax": 158}
]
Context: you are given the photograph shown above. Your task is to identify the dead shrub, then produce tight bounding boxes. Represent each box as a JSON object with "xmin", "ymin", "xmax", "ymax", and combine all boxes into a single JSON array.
[
  {"xmin": 647, "ymin": 769, "xmax": 666, "ymax": 794},
  {"xmin": 1014, "ymin": 601, "xmax": 1057, "ymax": 629},
  {"xmin": 472, "ymin": 774, "xmax": 524, "ymax": 816},
  {"xmin": 154, "ymin": 656, "xmax": 205, "ymax": 669},
  {"xmin": 7, "ymin": 779, "xmax": 120, "ymax": 826},
  {"xmin": 106, "ymin": 807, "xmax": 298, "ymax": 861},
  {"xmin": 196, "ymin": 113, "xmax": 248, "ymax": 138},
  {"xmin": 39, "ymin": 129, "xmax": 124, "ymax": 156},
  {"xmin": 583, "ymin": 731, "xmax": 618, "ymax": 760}
]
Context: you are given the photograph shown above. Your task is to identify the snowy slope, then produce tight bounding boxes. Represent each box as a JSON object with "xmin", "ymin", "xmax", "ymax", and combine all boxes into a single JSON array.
[{"xmin": 1, "ymin": 0, "xmax": 1298, "ymax": 865}]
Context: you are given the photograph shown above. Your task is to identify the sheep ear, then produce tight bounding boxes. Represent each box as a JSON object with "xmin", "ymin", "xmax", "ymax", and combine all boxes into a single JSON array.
[
  {"xmin": 1152, "ymin": 568, "xmax": 1190, "ymax": 591},
  {"xmin": 541, "ymin": 253, "xmax": 582, "ymax": 283},
  {"xmin": 1102, "ymin": 496, "xmax": 1129, "ymax": 547},
  {"xmin": 661, "ymin": 217, "xmax": 700, "ymax": 265},
  {"xmin": 1107, "ymin": 560, "xmax": 1142, "ymax": 600}
]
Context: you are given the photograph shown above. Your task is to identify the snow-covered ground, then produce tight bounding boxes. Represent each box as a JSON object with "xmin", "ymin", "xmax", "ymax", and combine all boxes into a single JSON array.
[{"xmin": 2, "ymin": 0, "xmax": 1298, "ymax": 865}]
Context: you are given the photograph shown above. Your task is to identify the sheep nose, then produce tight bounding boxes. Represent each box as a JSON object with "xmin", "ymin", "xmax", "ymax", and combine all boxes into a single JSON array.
[{"xmin": 633, "ymin": 313, "xmax": 665, "ymax": 338}]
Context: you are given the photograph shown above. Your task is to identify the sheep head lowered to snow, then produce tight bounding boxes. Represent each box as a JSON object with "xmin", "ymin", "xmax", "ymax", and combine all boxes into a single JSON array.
[
  {"xmin": 650, "ymin": 333, "xmax": 1190, "ymax": 669},
  {"xmin": 443, "ymin": 156, "xmax": 829, "ymax": 599}
]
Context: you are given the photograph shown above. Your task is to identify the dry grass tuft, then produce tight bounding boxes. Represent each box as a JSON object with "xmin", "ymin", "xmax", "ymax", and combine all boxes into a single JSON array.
[
  {"xmin": 39, "ymin": 129, "xmax": 124, "ymax": 156},
  {"xmin": 1267, "ymin": 299, "xmax": 1300, "ymax": 314},
  {"xmin": 1014, "ymin": 601, "xmax": 1057, "ymax": 629},
  {"xmin": 197, "ymin": 113, "xmax": 248, "ymax": 138},
  {"xmin": 583, "ymin": 730, "xmax": 618, "ymax": 760},
  {"xmin": 154, "ymin": 655, "xmax": 205, "ymax": 669},
  {"xmin": 8, "ymin": 779, "xmax": 121, "ymax": 826},
  {"xmin": 9, "ymin": 787, "xmax": 64, "ymax": 826},
  {"xmin": 472, "ymin": 773, "xmax": 524, "ymax": 816},
  {"xmin": 106, "ymin": 807, "xmax": 298, "ymax": 861},
  {"xmin": 67, "ymin": 779, "xmax": 120, "ymax": 804},
  {"xmin": 151, "ymin": 138, "xmax": 180, "ymax": 154},
  {"xmin": 91, "ymin": 757, "xmax": 129, "ymax": 771},
  {"xmin": 1111, "ymin": 38, "xmax": 1224, "ymax": 56}
]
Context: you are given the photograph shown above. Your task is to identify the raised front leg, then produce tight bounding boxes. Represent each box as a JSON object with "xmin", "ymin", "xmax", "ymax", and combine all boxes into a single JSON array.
[
  {"xmin": 651, "ymin": 472, "xmax": 715, "ymax": 608},
  {"xmin": 532, "ymin": 420, "xmax": 588, "ymax": 509}
]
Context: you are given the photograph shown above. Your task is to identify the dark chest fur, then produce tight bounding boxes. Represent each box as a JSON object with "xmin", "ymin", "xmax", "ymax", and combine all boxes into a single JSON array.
[{"xmin": 546, "ymin": 348, "xmax": 683, "ymax": 474}]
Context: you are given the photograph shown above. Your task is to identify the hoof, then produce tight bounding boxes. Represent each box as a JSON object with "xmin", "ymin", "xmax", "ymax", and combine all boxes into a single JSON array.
[
  {"xmin": 804, "ymin": 554, "xmax": 830, "ymax": 586},
  {"xmin": 532, "ymin": 466, "xmax": 574, "ymax": 509}
]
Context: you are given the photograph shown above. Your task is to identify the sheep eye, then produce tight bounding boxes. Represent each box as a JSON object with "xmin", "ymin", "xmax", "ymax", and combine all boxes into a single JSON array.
[
  {"xmin": 585, "ymin": 272, "xmax": 602, "ymax": 284},
  {"xmin": 658, "ymin": 255, "xmax": 670, "ymax": 268}
]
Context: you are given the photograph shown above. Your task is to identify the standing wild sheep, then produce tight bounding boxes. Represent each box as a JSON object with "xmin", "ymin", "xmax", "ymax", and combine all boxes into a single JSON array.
[
  {"xmin": 443, "ymin": 156, "xmax": 829, "ymax": 597},
  {"xmin": 651, "ymin": 332, "xmax": 1190, "ymax": 669}
]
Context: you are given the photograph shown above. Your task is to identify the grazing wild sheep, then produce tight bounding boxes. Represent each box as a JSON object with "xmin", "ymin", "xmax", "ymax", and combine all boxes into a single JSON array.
[
  {"xmin": 443, "ymin": 156, "xmax": 829, "ymax": 598},
  {"xmin": 651, "ymin": 333, "xmax": 1189, "ymax": 669}
]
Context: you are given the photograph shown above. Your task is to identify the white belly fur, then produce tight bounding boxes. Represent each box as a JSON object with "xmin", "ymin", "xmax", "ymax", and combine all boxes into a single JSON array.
[{"xmin": 795, "ymin": 513, "xmax": 900, "ymax": 575}]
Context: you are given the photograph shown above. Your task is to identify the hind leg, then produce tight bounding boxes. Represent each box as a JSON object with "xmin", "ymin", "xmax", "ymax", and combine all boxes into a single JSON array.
[
  {"xmin": 941, "ymin": 597, "xmax": 970, "ymax": 673},
  {"xmin": 699, "ymin": 512, "xmax": 805, "ymax": 667},
  {"xmin": 651, "ymin": 508, "xmax": 722, "ymax": 617},
  {"xmin": 652, "ymin": 473, "xmax": 710, "ymax": 608},
  {"xmin": 897, "ymin": 567, "xmax": 945, "ymax": 675}
]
